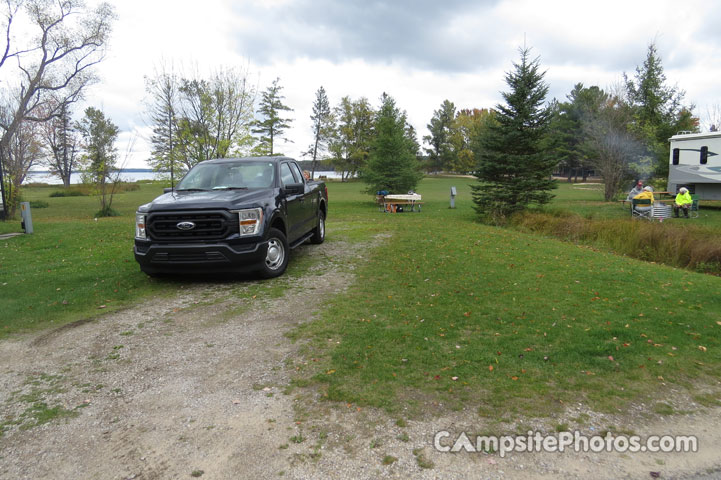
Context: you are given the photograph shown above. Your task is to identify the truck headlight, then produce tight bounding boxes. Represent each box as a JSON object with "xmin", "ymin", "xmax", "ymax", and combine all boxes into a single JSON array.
[
  {"xmin": 135, "ymin": 213, "xmax": 147, "ymax": 239},
  {"xmin": 236, "ymin": 208, "xmax": 263, "ymax": 236}
]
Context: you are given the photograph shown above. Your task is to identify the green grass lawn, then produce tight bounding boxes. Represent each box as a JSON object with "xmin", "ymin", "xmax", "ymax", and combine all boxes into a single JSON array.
[
  {"xmin": 293, "ymin": 178, "xmax": 721, "ymax": 419},
  {"xmin": 3, "ymin": 177, "xmax": 721, "ymax": 422},
  {"xmin": 0, "ymin": 182, "xmax": 177, "ymax": 337}
]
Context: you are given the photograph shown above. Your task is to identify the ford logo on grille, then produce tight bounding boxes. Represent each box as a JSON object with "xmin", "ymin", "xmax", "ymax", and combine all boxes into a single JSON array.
[{"xmin": 176, "ymin": 221, "xmax": 196, "ymax": 230}]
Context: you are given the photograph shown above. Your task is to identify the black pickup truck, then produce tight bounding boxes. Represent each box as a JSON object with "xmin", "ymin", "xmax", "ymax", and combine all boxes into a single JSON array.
[{"xmin": 134, "ymin": 156, "xmax": 327, "ymax": 278}]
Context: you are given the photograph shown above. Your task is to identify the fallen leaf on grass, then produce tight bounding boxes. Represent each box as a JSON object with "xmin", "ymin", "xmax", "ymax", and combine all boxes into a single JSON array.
[
  {"xmin": 98, "ymin": 305, "xmax": 106, "ymax": 309},
  {"xmin": 488, "ymin": 365, "xmax": 494, "ymax": 372},
  {"xmin": 608, "ymin": 356, "xmax": 614, "ymax": 361},
  {"xmin": 698, "ymin": 346, "xmax": 707, "ymax": 352},
  {"xmin": 326, "ymin": 369, "xmax": 336, "ymax": 375}
]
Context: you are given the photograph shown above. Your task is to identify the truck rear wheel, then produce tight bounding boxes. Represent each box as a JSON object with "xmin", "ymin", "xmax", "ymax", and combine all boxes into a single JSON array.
[
  {"xmin": 259, "ymin": 228, "xmax": 289, "ymax": 278},
  {"xmin": 310, "ymin": 210, "xmax": 325, "ymax": 244}
]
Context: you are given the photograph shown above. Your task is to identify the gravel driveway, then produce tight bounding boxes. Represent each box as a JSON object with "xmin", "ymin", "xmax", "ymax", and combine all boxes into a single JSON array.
[{"xmin": 1, "ymin": 237, "xmax": 720, "ymax": 479}]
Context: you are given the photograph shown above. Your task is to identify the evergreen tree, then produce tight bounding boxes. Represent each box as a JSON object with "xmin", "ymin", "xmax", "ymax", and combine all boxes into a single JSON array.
[
  {"xmin": 145, "ymin": 68, "xmax": 179, "ymax": 175},
  {"xmin": 252, "ymin": 77, "xmax": 293, "ymax": 156},
  {"xmin": 362, "ymin": 93, "xmax": 422, "ymax": 194},
  {"xmin": 423, "ymin": 99, "xmax": 456, "ymax": 172},
  {"xmin": 547, "ymin": 83, "xmax": 606, "ymax": 182},
  {"xmin": 306, "ymin": 86, "xmax": 334, "ymax": 178},
  {"xmin": 471, "ymin": 47, "xmax": 555, "ymax": 221},
  {"xmin": 624, "ymin": 43, "xmax": 698, "ymax": 178}
]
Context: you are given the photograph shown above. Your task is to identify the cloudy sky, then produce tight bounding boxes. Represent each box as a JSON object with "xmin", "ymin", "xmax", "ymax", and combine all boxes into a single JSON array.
[{"xmin": 74, "ymin": 0, "xmax": 721, "ymax": 167}]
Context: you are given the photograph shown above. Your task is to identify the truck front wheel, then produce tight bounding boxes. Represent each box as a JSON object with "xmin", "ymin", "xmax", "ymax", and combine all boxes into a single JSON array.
[{"xmin": 259, "ymin": 228, "xmax": 289, "ymax": 278}]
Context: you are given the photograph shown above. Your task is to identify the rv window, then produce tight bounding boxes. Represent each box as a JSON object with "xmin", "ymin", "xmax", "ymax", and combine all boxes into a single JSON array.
[
  {"xmin": 701, "ymin": 146, "xmax": 708, "ymax": 164},
  {"xmin": 672, "ymin": 148, "xmax": 679, "ymax": 165}
]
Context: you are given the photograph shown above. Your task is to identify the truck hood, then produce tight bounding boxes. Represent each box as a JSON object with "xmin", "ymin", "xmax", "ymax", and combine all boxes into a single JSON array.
[{"xmin": 145, "ymin": 189, "xmax": 271, "ymax": 211}]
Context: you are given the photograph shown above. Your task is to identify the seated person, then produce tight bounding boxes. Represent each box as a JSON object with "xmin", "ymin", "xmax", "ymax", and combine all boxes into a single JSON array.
[
  {"xmin": 633, "ymin": 186, "xmax": 655, "ymax": 213},
  {"xmin": 673, "ymin": 187, "xmax": 693, "ymax": 218},
  {"xmin": 627, "ymin": 180, "xmax": 644, "ymax": 201}
]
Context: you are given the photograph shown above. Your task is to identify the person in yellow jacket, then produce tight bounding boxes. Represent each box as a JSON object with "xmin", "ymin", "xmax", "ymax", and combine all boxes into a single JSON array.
[
  {"xmin": 633, "ymin": 186, "xmax": 655, "ymax": 215},
  {"xmin": 673, "ymin": 187, "xmax": 693, "ymax": 218}
]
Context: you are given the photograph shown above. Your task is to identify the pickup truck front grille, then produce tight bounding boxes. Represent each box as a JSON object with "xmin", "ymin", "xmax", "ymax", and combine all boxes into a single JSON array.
[{"xmin": 147, "ymin": 211, "xmax": 237, "ymax": 241}]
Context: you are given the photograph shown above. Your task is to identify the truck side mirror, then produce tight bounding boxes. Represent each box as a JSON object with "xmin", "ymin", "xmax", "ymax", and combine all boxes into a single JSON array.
[{"xmin": 283, "ymin": 183, "xmax": 304, "ymax": 195}]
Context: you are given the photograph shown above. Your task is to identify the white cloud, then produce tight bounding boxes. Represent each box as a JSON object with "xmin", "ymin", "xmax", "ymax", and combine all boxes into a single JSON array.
[{"xmin": 62, "ymin": 0, "xmax": 721, "ymax": 168}]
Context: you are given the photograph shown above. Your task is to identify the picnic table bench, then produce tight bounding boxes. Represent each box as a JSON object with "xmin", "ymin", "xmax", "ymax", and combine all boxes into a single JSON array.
[{"xmin": 376, "ymin": 194, "xmax": 423, "ymax": 213}]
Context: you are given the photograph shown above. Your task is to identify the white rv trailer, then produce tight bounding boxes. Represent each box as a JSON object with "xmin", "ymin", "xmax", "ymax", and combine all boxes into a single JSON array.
[{"xmin": 667, "ymin": 131, "xmax": 721, "ymax": 200}]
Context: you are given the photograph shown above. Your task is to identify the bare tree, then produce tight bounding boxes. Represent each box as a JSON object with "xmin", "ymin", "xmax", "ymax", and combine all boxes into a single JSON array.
[
  {"xmin": 703, "ymin": 103, "xmax": 721, "ymax": 132},
  {"xmin": 0, "ymin": 0, "xmax": 115, "ymax": 218},
  {"xmin": 1, "ymin": 117, "xmax": 43, "ymax": 218},
  {"xmin": 584, "ymin": 96, "xmax": 645, "ymax": 201},
  {"xmin": 42, "ymin": 98, "xmax": 79, "ymax": 186}
]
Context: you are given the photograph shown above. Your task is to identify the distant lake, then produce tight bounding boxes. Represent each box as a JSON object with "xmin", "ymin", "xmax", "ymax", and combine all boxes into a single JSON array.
[{"xmin": 26, "ymin": 169, "xmax": 345, "ymax": 185}]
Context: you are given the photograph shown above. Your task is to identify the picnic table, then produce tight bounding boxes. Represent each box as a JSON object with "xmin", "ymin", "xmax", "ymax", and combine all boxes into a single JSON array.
[
  {"xmin": 376, "ymin": 193, "xmax": 423, "ymax": 213},
  {"xmin": 623, "ymin": 191, "xmax": 675, "ymax": 207}
]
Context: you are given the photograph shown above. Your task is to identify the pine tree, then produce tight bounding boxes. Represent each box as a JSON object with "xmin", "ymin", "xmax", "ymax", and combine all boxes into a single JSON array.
[
  {"xmin": 362, "ymin": 94, "xmax": 422, "ymax": 194},
  {"xmin": 624, "ymin": 43, "xmax": 697, "ymax": 179},
  {"xmin": 252, "ymin": 78, "xmax": 293, "ymax": 156},
  {"xmin": 423, "ymin": 99, "xmax": 456, "ymax": 172},
  {"xmin": 471, "ymin": 47, "xmax": 555, "ymax": 221},
  {"xmin": 307, "ymin": 86, "xmax": 333, "ymax": 178}
]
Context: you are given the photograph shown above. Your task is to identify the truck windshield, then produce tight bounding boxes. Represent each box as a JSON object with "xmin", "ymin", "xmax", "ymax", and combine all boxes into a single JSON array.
[{"xmin": 177, "ymin": 161, "xmax": 275, "ymax": 190}]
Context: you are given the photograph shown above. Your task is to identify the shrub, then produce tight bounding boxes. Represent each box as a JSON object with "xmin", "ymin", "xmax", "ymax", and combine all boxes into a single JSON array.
[
  {"xmin": 29, "ymin": 200, "xmax": 49, "ymax": 208},
  {"xmin": 49, "ymin": 182, "xmax": 140, "ymax": 197},
  {"xmin": 94, "ymin": 206, "xmax": 120, "ymax": 218},
  {"xmin": 511, "ymin": 211, "xmax": 721, "ymax": 275},
  {"xmin": 49, "ymin": 189, "xmax": 88, "ymax": 197}
]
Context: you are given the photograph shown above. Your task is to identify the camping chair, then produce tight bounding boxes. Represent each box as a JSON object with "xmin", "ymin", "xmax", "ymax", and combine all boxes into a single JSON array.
[
  {"xmin": 689, "ymin": 195, "xmax": 700, "ymax": 218},
  {"xmin": 631, "ymin": 198, "xmax": 652, "ymax": 220}
]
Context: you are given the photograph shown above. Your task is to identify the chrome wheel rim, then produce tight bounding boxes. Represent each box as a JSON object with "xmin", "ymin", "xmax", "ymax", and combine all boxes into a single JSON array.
[
  {"xmin": 319, "ymin": 216, "xmax": 325, "ymax": 239},
  {"xmin": 265, "ymin": 238, "xmax": 285, "ymax": 270}
]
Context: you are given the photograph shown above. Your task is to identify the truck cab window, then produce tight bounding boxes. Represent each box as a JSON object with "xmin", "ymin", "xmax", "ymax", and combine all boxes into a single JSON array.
[
  {"xmin": 280, "ymin": 163, "xmax": 298, "ymax": 186},
  {"xmin": 290, "ymin": 163, "xmax": 304, "ymax": 183}
]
